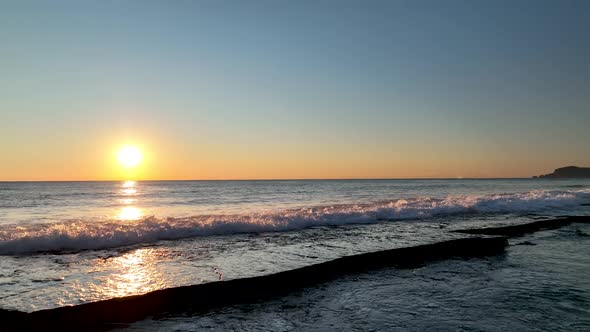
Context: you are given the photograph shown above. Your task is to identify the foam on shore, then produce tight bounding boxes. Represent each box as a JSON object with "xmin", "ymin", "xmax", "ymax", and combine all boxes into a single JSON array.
[{"xmin": 0, "ymin": 189, "xmax": 587, "ymax": 255}]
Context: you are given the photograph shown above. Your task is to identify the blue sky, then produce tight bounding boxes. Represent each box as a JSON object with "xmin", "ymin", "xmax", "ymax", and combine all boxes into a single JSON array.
[{"xmin": 1, "ymin": 0, "xmax": 589, "ymax": 179}]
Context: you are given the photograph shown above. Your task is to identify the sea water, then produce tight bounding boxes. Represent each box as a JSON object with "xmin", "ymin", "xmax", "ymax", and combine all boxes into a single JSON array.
[
  {"xmin": 0, "ymin": 179, "xmax": 589, "ymax": 312},
  {"xmin": 123, "ymin": 223, "xmax": 590, "ymax": 331}
]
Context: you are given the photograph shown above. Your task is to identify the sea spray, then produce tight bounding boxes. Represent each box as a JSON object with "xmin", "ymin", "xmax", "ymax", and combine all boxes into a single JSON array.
[{"xmin": 0, "ymin": 189, "xmax": 587, "ymax": 255}]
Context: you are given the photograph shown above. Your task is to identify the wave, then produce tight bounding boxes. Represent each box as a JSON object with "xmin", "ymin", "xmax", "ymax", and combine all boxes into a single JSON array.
[
  {"xmin": 0, "ymin": 189, "xmax": 587, "ymax": 255},
  {"xmin": 564, "ymin": 184, "xmax": 588, "ymax": 188}
]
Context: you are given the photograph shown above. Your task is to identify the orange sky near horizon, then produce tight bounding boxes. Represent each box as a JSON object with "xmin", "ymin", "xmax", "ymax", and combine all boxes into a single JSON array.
[
  {"xmin": 1, "ymin": 105, "xmax": 587, "ymax": 181},
  {"xmin": 0, "ymin": 131, "xmax": 583, "ymax": 181}
]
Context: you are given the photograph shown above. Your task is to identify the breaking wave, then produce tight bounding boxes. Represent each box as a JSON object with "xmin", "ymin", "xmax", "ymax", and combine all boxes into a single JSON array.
[{"xmin": 0, "ymin": 189, "xmax": 587, "ymax": 255}]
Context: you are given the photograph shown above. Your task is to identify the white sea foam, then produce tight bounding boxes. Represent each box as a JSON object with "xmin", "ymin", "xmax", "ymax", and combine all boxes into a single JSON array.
[{"xmin": 0, "ymin": 189, "xmax": 587, "ymax": 255}]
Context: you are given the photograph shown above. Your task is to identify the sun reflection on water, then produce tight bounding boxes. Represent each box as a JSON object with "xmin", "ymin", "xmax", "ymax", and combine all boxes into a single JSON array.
[
  {"xmin": 122, "ymin": 180, "xmax": 136, "ymax": 188},
  {"xmin": 120, "ymin": 198, "xmax": 137, "ymax": 205},
  {"xmin": 121, "ymin": 180, "xmax": 137, "ymax": 195},
  {"xmin": 122, "ymin": 187, "xmax": 137, "ymax": 195},
  {"xmin": 98, "ymin": 248, "xmax": 167, "ymax": 299},
  {"xmin": 118, "ymin": 180, "xmax": 142, "ymax": 220},
  {"xmin": 118, "ymin": 206, "xmax": 142, "ymax": 220}
]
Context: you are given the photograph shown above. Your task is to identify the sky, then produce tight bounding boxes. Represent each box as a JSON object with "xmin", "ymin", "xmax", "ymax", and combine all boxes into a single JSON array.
[{"xmin": 1, "ymin": 0, "xmax": 589, "ymax": 180}]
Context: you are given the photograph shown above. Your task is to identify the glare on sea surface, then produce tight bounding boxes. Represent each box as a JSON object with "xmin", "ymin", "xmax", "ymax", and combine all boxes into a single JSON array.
[
  {"xmin": 117, "ymin": 146, "xmax": 142, "ymax": 168},
  {"xmin": 99, "ymin": 248, "xmax": 167, "ymax": 298},
  {"xmin": 122, "ymin": 187, "xmax": 137, "ymax": 195},
  {"xmin": 120, "ymin": 179, "xmax": 138, "ymax": 195},
  {"xmin": 122, "ymin": 180, "xmax": 136, "ymax": 188},
  {"xmin": 119, "ymin": 206, "xmax": 142, "ymax": 220},
  {"xmin": 118, "ymin": 181, "xmax": 141, "ymax": 220}
]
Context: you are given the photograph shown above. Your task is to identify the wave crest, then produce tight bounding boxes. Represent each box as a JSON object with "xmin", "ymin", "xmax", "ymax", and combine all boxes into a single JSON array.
[{"xmin": 0, "ymin": 189, "xmax": 586, "ymax": 255}]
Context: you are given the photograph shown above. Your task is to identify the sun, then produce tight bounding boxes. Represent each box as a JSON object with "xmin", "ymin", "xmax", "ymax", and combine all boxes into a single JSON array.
[{"xmin": 117, "ymin": 145, "xmax": 143, "ymax": 168}]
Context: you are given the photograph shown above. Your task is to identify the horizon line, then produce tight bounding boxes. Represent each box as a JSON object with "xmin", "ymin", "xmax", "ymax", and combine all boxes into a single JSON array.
[{"xmin": 0, "ymin": 177, "xmax": 536, "ymax": 182}]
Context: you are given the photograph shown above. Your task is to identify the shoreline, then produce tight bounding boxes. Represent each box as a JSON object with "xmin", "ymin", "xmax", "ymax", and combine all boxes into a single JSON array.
[
  {"xmin": 2, "ymin": 237, "xmax": 507, "ymax": 331},
  {"xmin": 1, "ymin": 216, "xmax": 588, "ymax": 331}
]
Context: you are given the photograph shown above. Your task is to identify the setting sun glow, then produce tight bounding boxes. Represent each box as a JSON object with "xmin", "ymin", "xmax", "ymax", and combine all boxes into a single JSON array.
[{"xmin": 117, "ymin": 146, "xmax": 143, "ymax": 168}]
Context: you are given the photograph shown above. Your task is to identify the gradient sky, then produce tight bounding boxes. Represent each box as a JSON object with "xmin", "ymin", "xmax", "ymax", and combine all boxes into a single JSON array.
[{"xmin": 1, "ymin": 0, "xmax": 589, "ymax": 180}]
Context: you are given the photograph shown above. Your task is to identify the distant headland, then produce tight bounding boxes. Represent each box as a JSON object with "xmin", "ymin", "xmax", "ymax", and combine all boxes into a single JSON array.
[{"xmin": 533, "ymin": 166, "xmax": 590, "ymax": 178}]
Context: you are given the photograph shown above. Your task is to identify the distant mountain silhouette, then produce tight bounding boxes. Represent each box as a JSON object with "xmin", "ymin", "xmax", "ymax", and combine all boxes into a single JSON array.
[{"xmin": 534, "ymin": 166, "xmax": 590, "ymax": 178}]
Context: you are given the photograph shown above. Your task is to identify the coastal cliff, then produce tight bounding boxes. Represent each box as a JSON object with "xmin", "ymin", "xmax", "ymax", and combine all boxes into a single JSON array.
[{"xmin": 534, "ymin": 166, "xmax": 590, "ymax": 178}]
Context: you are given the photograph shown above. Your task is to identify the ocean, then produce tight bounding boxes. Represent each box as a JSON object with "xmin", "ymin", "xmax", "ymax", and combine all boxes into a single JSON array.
[{"xmin": 1, "ymin": 179, "xmax": 589, "ymax": 330}]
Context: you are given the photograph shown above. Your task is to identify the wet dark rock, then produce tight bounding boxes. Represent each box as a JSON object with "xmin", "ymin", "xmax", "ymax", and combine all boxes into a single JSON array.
[
  {"xmin": 453, "ymin": 216, "xmax": 590, "ymax": 236},
  {"xmin": 514, "ymin": 241, "xmax": 537, "ymax": 246}
]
